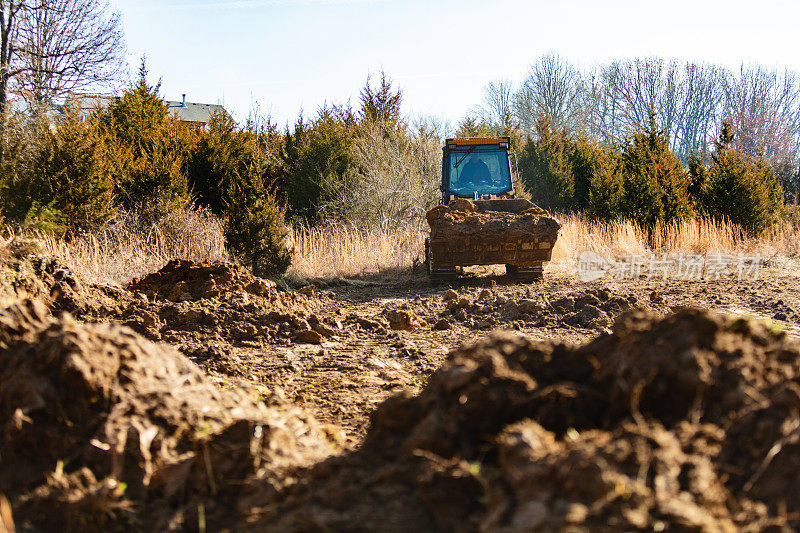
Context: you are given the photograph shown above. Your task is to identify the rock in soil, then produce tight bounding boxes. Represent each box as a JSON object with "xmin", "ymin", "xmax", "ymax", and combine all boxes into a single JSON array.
[
  {"xmin": 384, "ymin": 308, "xmax": 427, "ymax": 331},
  {"xmin": 296, "ymin": 328, "xmax": 324, "ymax": 344},
  {"xmin": 433, "ymin": 318, "xmax": 452, "ymax": 330},
  {"xmin": 441, "ymin": 289, "xmax": 458, "ymax": 301}
]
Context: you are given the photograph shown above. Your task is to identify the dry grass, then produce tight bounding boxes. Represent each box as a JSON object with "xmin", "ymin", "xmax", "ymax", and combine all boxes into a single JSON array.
[
  {"xmin": 38, "ymin": 205, "xmax": 227, "ymax": 286},
  {"xmin": 288, "ymin": 223, "xmax": 426, "ymax": 279},
  {"xmin": 288, "ymin": 215, "xmax": 800, "ymax": 280},
  {"xmin": 14, "ymin": 210, "xmax": 800, "ymax": 286},
  {"xmin": 552, "ymin": 214, "xmax": 800, "ymax": 261}
]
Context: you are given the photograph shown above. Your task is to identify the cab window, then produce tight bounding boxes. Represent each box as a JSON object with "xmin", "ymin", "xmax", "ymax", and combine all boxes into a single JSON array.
[{"xmin": 447, "ymin": 147, "xmax": 512, "ymax": 197}]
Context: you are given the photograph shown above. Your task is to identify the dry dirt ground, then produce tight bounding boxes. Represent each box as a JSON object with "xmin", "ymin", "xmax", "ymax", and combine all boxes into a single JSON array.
[
  {"xmin": 117, "ymin": 260, "xmax": 800, "ymax": 445},
  {"xmin": 2, "ymin": 241, "xmax": 800, "ymax": 531}
]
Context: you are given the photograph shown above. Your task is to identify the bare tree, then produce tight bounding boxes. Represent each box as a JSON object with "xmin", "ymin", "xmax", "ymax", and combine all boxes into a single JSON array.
[
  {"xmin": 505, "ymin": 53, "xmax": 800, "ymax": 166},
  {"xmin": 0, "ymin": 0, "xmax": 123, "ymax": 112},
  {"xmin": 515, "ymin": 54, "xmax": 583, "ymax": 135},
  {"xmin": 581, "ymin": 64, "xmax": 623, "ymax": 144},
  {"xmin": 672, "ymin": 62, "xmax": 724, "ymax": 160},
  {"xmin": 0, "ymin": 1, "xmax": 26, "ymax": 114},
  {"xmin": 582, "ymin": 58, "xmax": 724, "ymax": 159},
  {"xmin": 477, "ymin": 78, "xmax": 516, "ymax": 134},
  {"xmin": 16, "ymin": 0, "xmax": 124, "ymax": 104},
  {"xmin": 722, "ymin": 65, "xmax": 800, "ymax": 161}
]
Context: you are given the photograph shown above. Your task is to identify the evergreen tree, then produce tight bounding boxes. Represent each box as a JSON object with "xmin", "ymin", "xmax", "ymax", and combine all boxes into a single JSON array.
[
  {"xmin": 28, "ymin": 111, "xmax": 116, "ymax": 230},
  {"xmin": 188, "ymin": 111, "xmax": 262, "ymax": 215},
  {"xmin": 586, "ymin": 148, "xmax": 624, "ymax": 220},
  {"xmin": 279, "ymin": 105, "xmax": 358, "ymax": 221},
  {"xmin": 569, "ymin": 134, "xmax": 607, "ymax": 211},
  {"xmin": 701, "ymin": 121, "xmax": 783, "ymax": 234},
  {"xmin": 101, "ymin": 59, "xmax": 190, "ymax": 207},
  {"xmin": 618, "ymin": 114, "xmax": 692, "ymax": 226},
  {"xmin": 186, "ymin": 110, "xmax": 291, "ymax": 275},
  {"xmin": 518, "ymin": 115, "xmax": 575, "ymax": 210},
  {"xmin": 359, "ymin": 70, "xmax": 402, "ymax": 126},
  {"xmin": 225, "ymin": 173, "xmax": 291, "ymax": 277}
]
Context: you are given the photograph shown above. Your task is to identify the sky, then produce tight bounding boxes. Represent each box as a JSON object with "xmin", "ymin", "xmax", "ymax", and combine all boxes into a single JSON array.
[{"xmin": 110, "ymin": 0, "xmax": 800, "ymax": 128}]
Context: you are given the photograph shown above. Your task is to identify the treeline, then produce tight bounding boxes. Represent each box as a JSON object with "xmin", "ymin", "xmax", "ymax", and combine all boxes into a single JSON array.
[
  {"xmin": 0, "ymin": 66, "xmax": 439, "ymax": 275},
  {"xmin": 515, "ymin": 115, "xmax": 783, "ymax": 234},
  {"xmin": 476, "ymin": 55, "xmax": 800, "ymax": 164},
  {"xmin": 1, "ymin": 55, "xmax": 797, "ymax": 276},
  {"xmin": 461, "ymin": 54, "xmax": 799, "ymax": 234}
]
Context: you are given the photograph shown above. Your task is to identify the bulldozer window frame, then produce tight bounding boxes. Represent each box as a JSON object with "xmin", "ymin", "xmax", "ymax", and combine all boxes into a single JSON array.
[{"xmin": 443, "ymin": 145, "xmax": 513, "ymax": 199}]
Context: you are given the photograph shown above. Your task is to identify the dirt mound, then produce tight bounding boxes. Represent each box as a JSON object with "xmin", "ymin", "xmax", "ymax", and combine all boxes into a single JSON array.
[
  {"xmin": 426, "ymin": 199, "xmax": 560, "ymax": 242},
  {"xmin": 119, "ymin": 260, "xmax": 338, "ymax": 360},
  {"xmin": 0, "ymin": 301, "xmax": 334, "ymax": 532},
  {"xmin": 251, "ymin": 308, "xmax": 798, "ymax": 531},
  {"xmin": 0, "ymin": 238, "xmax": 117, "ymax": 317},
  {"xmin": 127, "ymin": 258, "xmax": 277, "ymax": 302}
]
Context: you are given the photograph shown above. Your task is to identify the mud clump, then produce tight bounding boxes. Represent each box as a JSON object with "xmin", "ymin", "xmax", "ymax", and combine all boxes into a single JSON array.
[
  {"xmin": 383, "ymin": 308, "xmax": 427, "ymax": 331},
  {"xmin": 441, "ymin": 286, "xmax": 643, "ymax": 331},
  {"xmin": 119, "ymin": 259, "xmax": 338, "ymax": 355},
  {"xmin": 0, "ymin": 301, "xmax": 333, "ymax": 532},
  {"xmin": 252, "ymin": 308, "xmax": 798, "ymax": 531}
]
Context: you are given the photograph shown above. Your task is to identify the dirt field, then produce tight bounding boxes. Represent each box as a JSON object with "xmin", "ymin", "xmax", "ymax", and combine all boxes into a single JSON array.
[{"xmin": 2, "ymin": 242, "xmax": 800, "ymax": 531}]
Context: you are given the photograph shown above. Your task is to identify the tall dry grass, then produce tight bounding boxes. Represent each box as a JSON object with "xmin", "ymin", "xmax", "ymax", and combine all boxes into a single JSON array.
[
  {"xmin": 552, "ymin": 214, "xmax": 800, "ymax": 261},
  {"xmin": 288, "ymin": 223, "xmax": 426, "ymax": 279},
  {"xmin": 287, "ymin": 215, "xmax": 800, "ymax": 280},
  {"xmin": 18, "ymin": 210, "xmax": 800, "ymax": 285},
  {"xmin": 38, "ymin": 205, "xmax": 227, "ymax": 286}
]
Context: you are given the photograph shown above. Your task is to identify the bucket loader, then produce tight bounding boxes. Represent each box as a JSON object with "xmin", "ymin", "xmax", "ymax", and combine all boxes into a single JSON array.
[{"xmin": 424, "ymin": 137, "xmax": 561, "ymax": 281}]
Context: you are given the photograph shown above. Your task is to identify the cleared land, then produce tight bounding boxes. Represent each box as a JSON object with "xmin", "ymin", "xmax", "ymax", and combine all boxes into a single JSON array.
[{"xmin": 1, "ymin": 233, "xmax": 800, "ymax": 531}]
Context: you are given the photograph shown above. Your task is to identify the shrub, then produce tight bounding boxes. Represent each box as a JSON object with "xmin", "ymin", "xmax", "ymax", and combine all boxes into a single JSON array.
[
  {"xmin": 701, "ymin": 122, "xmax": 783, "ymax": 234},
  {"xmin": 618, "ymin": 116, "xmax": 692, "ymax": 227},
  {"xmin": 519, "ymin": 116, "xmax": 575, "ymax": 210},
  {"xmin": 0, "ymin": 109, "xmax": 115, "ymax": 232},
  {"xmin": 225, "ymin": 175, "xmax": 291, "ymax": 277},
  {"xmin": 322, "ymin": 119, "xmax": 440, "ymax": 228},
  {"xmin": 29, "ymin": 111, "xmax": 116, "ymax": 230}
]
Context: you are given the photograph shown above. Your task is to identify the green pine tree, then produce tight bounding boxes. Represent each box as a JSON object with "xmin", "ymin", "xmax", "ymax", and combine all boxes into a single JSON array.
[
  {"xmin": 101, "ymin": 59, "xmax": 190, "ymax": 207},
  {"xmin": 618, "ymin": 113, "xmax": 692, "ymax": 227},
  {"xmin": 519, "ymin": 115, "xmax": 575, "ymax": 210},
  {"xmin": 701, "ymin": 121, "xmax": 783, "ymax": 234}
]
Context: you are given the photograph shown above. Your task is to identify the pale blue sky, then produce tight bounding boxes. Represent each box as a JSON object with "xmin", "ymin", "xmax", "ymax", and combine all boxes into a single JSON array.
[{"xmin": 111, "ymin": 0, "xmax": 800, "ymax": 127}]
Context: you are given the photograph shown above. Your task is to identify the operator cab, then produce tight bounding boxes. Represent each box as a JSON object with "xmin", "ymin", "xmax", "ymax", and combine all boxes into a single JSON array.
[{"xmin": 442, "ymin": 137, "xmax": 515, "ymax": 202}]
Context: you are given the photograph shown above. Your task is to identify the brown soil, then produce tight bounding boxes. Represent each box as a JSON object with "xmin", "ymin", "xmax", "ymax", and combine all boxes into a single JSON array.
[
  {"xmin": 426, "ymin": 199, "xmax": 560, "ymax": 242},
  {"xmin": 0, "ymin": 239, "xmax": 121, "ymax": 317},
  {"xmin": 0, "ymin": 299, "xmax": 332, "ymax": 532},
  {"xmin": 3, "ymin": 249, "xmax": 800, "ymax": 531},
  {"xmin": 246, "ymin": 309, "xmax": 798, "ymax": 531}
]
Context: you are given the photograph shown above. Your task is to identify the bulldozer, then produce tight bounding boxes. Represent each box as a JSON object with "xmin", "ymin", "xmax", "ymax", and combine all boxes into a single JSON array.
[{"xmin": 424, "ymin": 137, "xmax": 560, "ymax": 281}]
